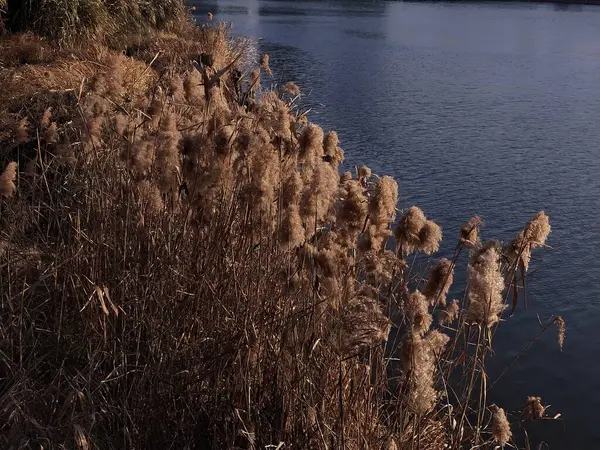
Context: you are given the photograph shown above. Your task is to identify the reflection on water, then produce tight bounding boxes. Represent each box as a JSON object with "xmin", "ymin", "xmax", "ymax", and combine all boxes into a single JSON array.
[{"xmin": 190, "ymin": 1, "xmax": 600, "ymax": 448}]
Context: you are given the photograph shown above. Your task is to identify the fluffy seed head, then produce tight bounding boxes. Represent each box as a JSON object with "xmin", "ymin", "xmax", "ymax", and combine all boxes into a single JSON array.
[
  {"xmin": 16, "ymin": 117, "xmax": 30, "ymax": 143},
  {"xmin": 260, "ymin": 54, "xmax": 273, "ymax": 78},
  {"xmin": 299, "ymin": 124, "xmax": 324, "ymax": 162},
  {"xmin": 324, "ymin": 131, "xmax": 344, "ymax": 166},
  {"xmin": 402, "ymin": 330, "xmax": 449, "ymax": 415},
  {"xmin": 460, "ymin": 216, "xmax": 482, "ymax": 249},
  {"xmin": 357, "ymin": 165, "xmax": 371, "ymax": 184},
  {"xmin": 419, "ymin": 220, "xmax": 442, "ymax": 255},
  {"xmin": 405, "ymin": 290, "xmax": 432, "ymax": 336},
  {"xmin": 284, "ymin": 81, "xmax": 300, "ymax": 96},
  {"xmin": 0, "ymin": 162, "xmax": 18, "ymax": 199},
  {"xmin": 555, "ymin": 316, "xmax": 565, "ymax": 351},
  {"xmin": 508, "ymin": 211, "xmax": 551, "ymax": 271},
  {"xmin": 422, "ymin": 258, "xmax": 454, "ymax": 307},
  {"xmin": 394, "ymin": 206, "xmax": 426, "ymax": 255},
  {"xmin": 41, "ymin": 107, "xmax": 52, "ymax": 128},
  {"xmin": 522, "ymin": 396, "xmax": 545, "ymax": 421},
  {"xmin": 466, "ymin": 245, "xmax": 505, "ymax": 327},
  {"xmin": 491, "ymin": 406, "xmax": 512, "ymax": 445},
  {"xmin": 340, "ymin": 171, "xmax": 352, "ymax": 182},
  {"xmin": 438, "ymin": 299, "xmax": 460, "ymax": 326}
]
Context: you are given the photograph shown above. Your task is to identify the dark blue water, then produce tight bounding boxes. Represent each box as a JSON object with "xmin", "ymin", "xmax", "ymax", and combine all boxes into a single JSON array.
[{"xmin": 191, "ymin": 1, "xmax": 600, "ymax": 447}]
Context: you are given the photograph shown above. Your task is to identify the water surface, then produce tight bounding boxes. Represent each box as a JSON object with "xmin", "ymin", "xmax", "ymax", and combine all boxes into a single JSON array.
[{"xmin": 191, "ymin": 1, "xmax": 600, "ymax": 447}]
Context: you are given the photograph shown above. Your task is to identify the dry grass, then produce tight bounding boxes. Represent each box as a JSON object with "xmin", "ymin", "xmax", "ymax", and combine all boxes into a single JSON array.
[
  {"xmin": 0, "ymin": 14, "xmax": 564, "ymax": 450},
  {"xmin": 2, "ymin": 0, "xmax": 186, "ymax": 47}
]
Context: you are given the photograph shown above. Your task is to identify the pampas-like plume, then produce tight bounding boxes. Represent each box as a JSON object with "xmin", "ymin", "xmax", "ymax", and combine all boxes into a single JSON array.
[
  {"xmin": 422, "ymin": 258, "xmax": 454, "ymax": 307},
  {"xmin": 137, "ymin": 180, "xmax": 164, "ymax": 216},
  {"xmin": 43, "ymin": 122, "xmax": 58, "ymax": 143},
  {"xmin": 215, "ymin": 124, "xmax": 235, "ymax": 155},
  {"xmin": 41, "ymin": 107, "xmax": 52, "ymax": 128},
  {"xmin": 362, "ymin": 250, "xmax": 403, "ymax": 286},
  {"xmin": 299, "ymin": 123, "xmax": 324, "ymax": 162},
  {"xmin": 521, "ymin": 396, "xmax": 545, "ymax": 421},
  {"xmin": 465, "ymin": 245, "xmax": 505, "ymax": 327},
  {"xmin": 258, "ymin": 92, "xmax": 292, "ymax": 138},
  {"xmin": 394, "ymin": 206, "xmax": 426, "ymax": 255},
  {"xmin": 303, "ymin": 163, "xmax": 339, "ymax": 230},
  {"xmin": 183, "ymin": 69, "xmax": 206, "ymax": 106},
  {"xmin": 323, "ymin": 131, "xmax": 344, "ymax": 166},
  {"xmin": 155, "ymin": 112, "xmax": 182, "ymax": 194},
  {"xmin": 460, "ymin": 216, "xmax": 482, "ymax": 249},
  {"xmin": 279, "ymin": 172, "xmax": 305, "ymax": 247},
  {"xmin": 0, "ymin": 162, "xmax": 17, "ymax": 199},
  {"xmin": 404, "ymin": 290, "xmax": 432, "ymax": 336},
  {"xmin": 16, "ymin": 117, "xmax": 30, "ymax": 143},
  {"xmin": 339, "ymin": 295, "xmax": 391, "ymax": 355},
  {"xmin": 284, "ymin": 81, "xmax": 300, "ymax": 96},
  {"xmin": 402, "ymin": 330, "xmax": 450, "ymax": 415},
  {"xmin": 508, "ymin": 211, "xmax": 551, "ymax": 270},
  {"xmin": 491, "ymin": 405, "xmax": 512, "ymax": 446},
  {"xmin": 438, "ymin": 299, "xmax": 460, "ymax": 325},
  {"xmin": 419, "ymin": 219, "xmax": 442, "ymax": 255},
  {"xmin": 554, "ymin": 316, "xmax": 565, "ymax": 351},
  {"xmin": 357, "ymin": 165, "xmax": 371, "ymax": 186},
  {"xmin": 395, "ymin": 207, "xmax": 442, "ymax": 255},
  {"xmin": 337, "ymin": 179, "xmax": 368, "ymax": 245},
  {"xmin": 340, "ymin": 171, "xmax": 352, "ymax": 182},
  {"xmin": 260, "ymin": 53, "xmax": 273, "ymax": 78},
  {"xmin": 366, "ymin": 176, "xmax": 398, "ymax": 251}
]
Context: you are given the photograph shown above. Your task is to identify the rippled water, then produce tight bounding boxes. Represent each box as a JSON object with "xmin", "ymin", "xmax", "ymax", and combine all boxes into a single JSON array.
[{"xmin": 191, "ymin": 1, "xmax": 600, "ymax": 447}]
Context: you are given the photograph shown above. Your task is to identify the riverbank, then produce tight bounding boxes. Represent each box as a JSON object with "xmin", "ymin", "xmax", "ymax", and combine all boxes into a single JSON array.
[{"xmin": 0, "ymin": 3, "xmax": 560, "ymax": 448}]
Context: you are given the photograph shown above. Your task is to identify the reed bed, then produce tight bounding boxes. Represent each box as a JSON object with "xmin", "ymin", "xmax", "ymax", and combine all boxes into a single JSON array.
[{"xmin": 0, "ymin": 6, "xmax": 563, "ymax": 449}]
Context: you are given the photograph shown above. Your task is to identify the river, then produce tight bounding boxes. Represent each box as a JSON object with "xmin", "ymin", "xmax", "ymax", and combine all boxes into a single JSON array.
[{"xmin": 191, "ymin": 1, "xmax": 600, "ymax": 448}]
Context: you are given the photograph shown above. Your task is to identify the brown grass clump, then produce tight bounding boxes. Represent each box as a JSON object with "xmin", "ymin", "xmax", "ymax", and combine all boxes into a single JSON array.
[{"xmin": 0, "ymin": 13, "xmax": 562, "ymax": 450}]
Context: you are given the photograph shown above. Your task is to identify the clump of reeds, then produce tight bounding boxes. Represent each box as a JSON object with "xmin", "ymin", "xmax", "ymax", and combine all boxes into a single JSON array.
[
  {"xmin": 3, "ymin": 0, "xmax": 186, "ymax": 46},
  {"xmin": 0, "ymin": 13, "xmax": 563, "ymax": 450}
]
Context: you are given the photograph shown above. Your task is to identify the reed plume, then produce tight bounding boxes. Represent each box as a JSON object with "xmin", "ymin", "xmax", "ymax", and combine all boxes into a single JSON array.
[
  {"xmin": 284, "ymin": 81, "xmax": 300, "ymax": 96},
  {"xmin": 460, "ymin": 216, "xmax": 482, "ymax": 249},
  {"xmin": 466, "ymin": 244, "xmax": 505, "ymax": 327},
  {"xmin": 555, "ymin": 316, "xmax": 566, "ymax": 351},
  {"xmin": 522, "ymin": 396, "xmax": 545, "ymax": 421},
  {"xmin": 422, "ymin": 258, "xmax": 454, "ymax": 307},
  {"xmin": 0, "ymin": 161, "xmax": 17, "ymax": 199},
  {"xmin": 508, "ymin": 211, "xmax": 551, "ymax": 270},
  {"xmin": 491, "ymin": 405, "xmax": 512, "ymax": 446}
]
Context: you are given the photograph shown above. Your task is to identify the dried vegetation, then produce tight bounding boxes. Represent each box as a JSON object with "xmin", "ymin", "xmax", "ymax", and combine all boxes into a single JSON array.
[{"xmin": 0, "ymin": 5, "xmax": 564, "ymax": 449}]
